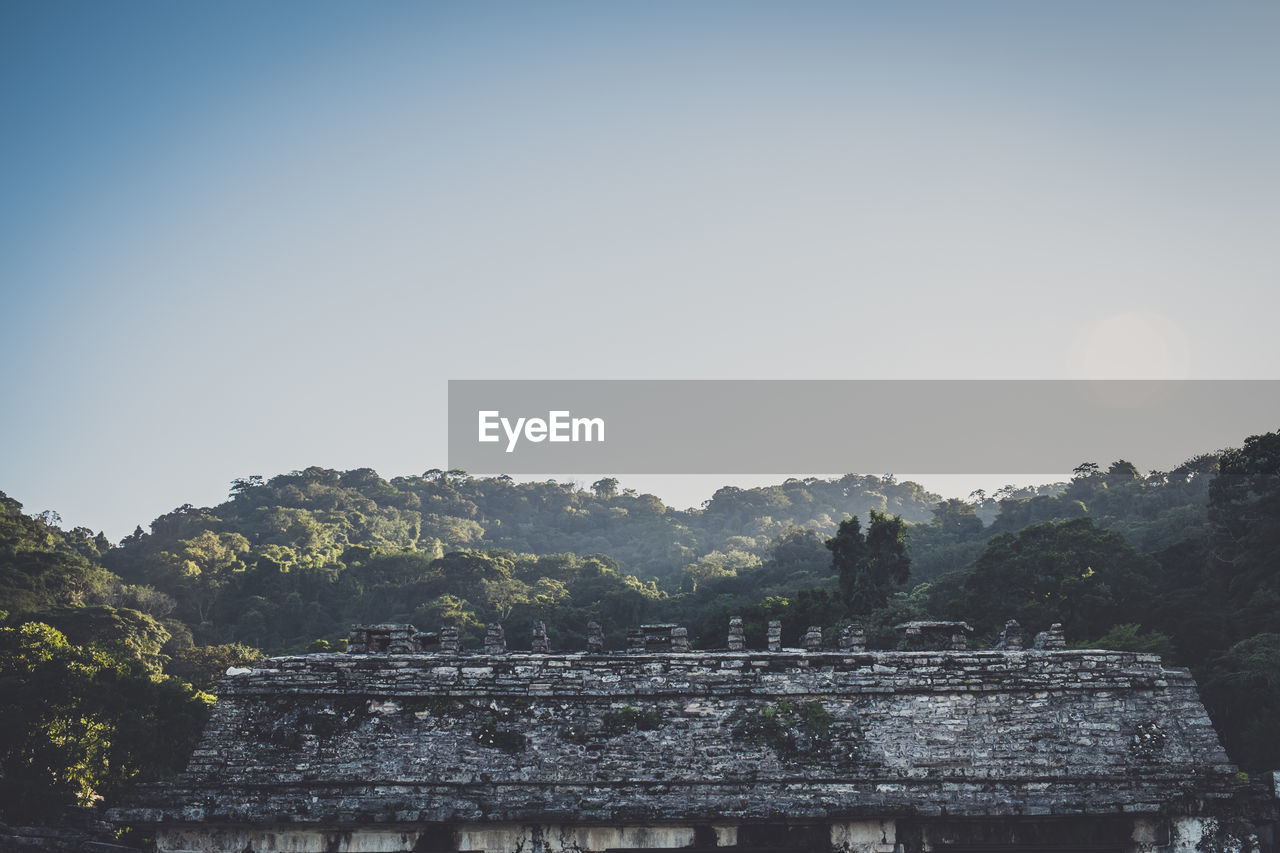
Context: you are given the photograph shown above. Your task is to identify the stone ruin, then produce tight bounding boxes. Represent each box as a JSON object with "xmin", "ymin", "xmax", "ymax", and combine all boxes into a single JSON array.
[
  {"xmin": 893, "ymin": 620, "xmax": 972, "ymax": 651},
  {"xmin": 111, "ymin": 618, "xmax": 1278, "ymax": 853}
]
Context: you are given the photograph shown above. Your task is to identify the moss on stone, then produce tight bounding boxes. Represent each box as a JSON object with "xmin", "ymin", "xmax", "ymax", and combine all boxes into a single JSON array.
[
  {"xmin": 729, "ymin": 700, "xmax": 833, "ymax": 757},
  {"xmin": 601, "ymin": 705, "xmax": 664, "ymax": 736}
]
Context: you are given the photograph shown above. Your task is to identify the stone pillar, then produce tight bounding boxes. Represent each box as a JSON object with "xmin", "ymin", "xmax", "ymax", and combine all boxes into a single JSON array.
[
  {"xmin": 386, "ymin": 625, "xmax": 417, "ymax": 654},
  {"xmin": 440, "ymin": 625, "xmax": 460, "ymax": 653},
  {"xmin": 838, "ymin": 623, "xmax": 866, "ymax": 652},
  {"xmin": 531, "ymin": 621, "xmax": 549, "ymax": 653},
  {"xmin": 411, "ymin": 631, "xmax": 440, "ymax": 653},
  {"xmin": 727, "ymin": 616, "xmax": 745, "ymax": 651},
  {"xmin": 898, "ymin": 623, "xmax": 922, "ymax": 651},
  {"xmin": 996, "ymin": 619, "xmax": 1024, "ymax": 651},
  {"xmin": 587, "ymin": 621, "xmax": 605, "ymax": 653},
  {"xmin": 641, "ymin": 624, "xmax": 676, "ymax": 651},
  {"xmin": 803, "ymin": 625, "xmax": 823, "ymax": 652},
  {"xmin": 948, "ymin": 627, "xmax": 968, "ymax": 651},
  {"xmin": 1033, "ymin": 622, "xmax": 1066, "ymax": 650},
  {"xmin": 768, "ymin": 620, "xmax": 782, "ymax": 652},
  {"xmin": 485, "ymin": 623, "xmax": 506, "ymax": 655},
  {"xmin": 671, "ymin": 626, "xmax": 690, "ymax": 652}
]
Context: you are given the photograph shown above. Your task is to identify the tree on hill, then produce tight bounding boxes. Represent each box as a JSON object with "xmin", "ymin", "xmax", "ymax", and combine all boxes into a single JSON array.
[
  {"xmin": 826, "ymin": 510, "xmax": 910, "ymax": 614},
  {"xmin": 165, "ymin": 642, "xmax": 263, "ymax": 691},
  {"xmin": 962, "ymin": 517, "xmax": 1156, "ymax": 642},
  {"xmin": 0, "ymin": 492, "xmax": 114, "ymax": 614},
  {"xmin": 1199, "ymin": 632, "xmax": 1280, "ymax": 772},
  {"xmin": 1208, "ymin": 430, "xmax": 1280, "ymax": 640},
  {"xmin": 29, "ymin": 605, "xmax": 172, "ymax": 676},
  {"xmin": 591, "ymin": 478, "xmax": 620, "ymax": 500},
  {"xmin": 0, "ymin": 621, "xmax": 211, "ymax": 821},
  {"xmin": 768, "ymin": 528, "xmax": 831, "ymax": 576}
]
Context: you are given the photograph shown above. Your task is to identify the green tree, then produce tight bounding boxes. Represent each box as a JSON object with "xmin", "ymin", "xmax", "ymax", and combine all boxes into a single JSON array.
[
  {"xmin": 1199, "ymin": 633, "xmax": 1280, "ymax": 771},
  {"xmin": 768, "ymin": 528, "xmax": 830, "ymax": 575},
  {"xmin": 826, "ymin": 510, "xmax": 909, "ymax": 614},
  {"xmin": 166, "ymin": 643, "xmax": 263, "ymax": 691},
  {"xmin": 591, "ymin": 478, "xmax": 620, "ymax": 500},
  {"xmin": 0, "ymin": 622, "xmax": 212, "ymax": 821},
  {"xmin": 1090, "ymin": 623, "xmax": 1176, "ymax": 657},
  {"xmin": 146, "ymin": 530, "xmax": 250, "ymax": 625},
  {"xmin": 929, "ymin": 498, "xmax": 983, "ymax": 538},
  {"xmin": 412, "ymin": 594, "xmax": 481, "ymax": 633},
  {"xmin": 1208, "ymin": 430, "xmax": 1280, "ymax": 639},
  {"xmin": 0, "ymin": 492, "xmax": 114, "ymax": 614},
  {"xmin": 0, "ymin": 622, "xmax": 117, "ymax": 817},
  {"xmin": 32, "ymin": 605, "xmax": 171, "ymax": 677},
  {"xmin": 1106, "ymin": 459, "xmax": 1141, "ymax": 483},
  {"xmin": 962, "ymin": 517, "xmax": 1155, "ymax": 641},
  {"xmin": 481, "ymin": 576, "xmax": 532, "ymax": 620},
  {"xmin": 682, "ymin": 549, "xmax": 761, "ymax": 585},
  {"xmin": 228, "ymin": 475, "xmax": 265, "ymax": 497}
]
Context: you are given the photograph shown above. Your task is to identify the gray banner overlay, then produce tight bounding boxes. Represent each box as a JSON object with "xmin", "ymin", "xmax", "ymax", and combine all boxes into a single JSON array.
[{"xmin": 448, "ymin": 380, "xmax": 1280, "ymax": 475}]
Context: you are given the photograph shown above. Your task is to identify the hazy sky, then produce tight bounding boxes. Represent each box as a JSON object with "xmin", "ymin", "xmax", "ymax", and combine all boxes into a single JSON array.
[{"xmin": 2, "ymin": 2, "xmax": 1277, "ymax": 538}]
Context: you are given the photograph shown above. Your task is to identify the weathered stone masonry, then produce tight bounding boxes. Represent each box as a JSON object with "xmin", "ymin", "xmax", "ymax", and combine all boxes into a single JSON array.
[{"xmin": 112, "ymin": 622, "xmax": 1277, "ymax": 853}]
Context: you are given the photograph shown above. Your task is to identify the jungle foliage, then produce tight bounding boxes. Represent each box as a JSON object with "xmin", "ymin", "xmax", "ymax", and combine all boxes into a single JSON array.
[{"xmin": 3, "ymin": 429, "xmax": 1280, "ymax": 823}]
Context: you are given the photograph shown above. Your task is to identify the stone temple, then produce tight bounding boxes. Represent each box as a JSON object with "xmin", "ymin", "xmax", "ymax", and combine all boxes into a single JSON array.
[{"xmin": 111, "ymin": 619, "xmax": 1278, "ymax": 853}]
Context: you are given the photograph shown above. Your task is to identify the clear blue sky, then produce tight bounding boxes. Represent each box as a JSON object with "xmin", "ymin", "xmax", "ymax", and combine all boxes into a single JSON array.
[{"xmin": 2, "ymin": 1, "xmax": 1277, "ymax": 538}]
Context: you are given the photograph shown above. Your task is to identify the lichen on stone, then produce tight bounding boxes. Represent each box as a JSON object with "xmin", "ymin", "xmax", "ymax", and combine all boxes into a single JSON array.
[{"xmin": 1130, "ymin": 720, "xmax": 1167, "ymax": 759}]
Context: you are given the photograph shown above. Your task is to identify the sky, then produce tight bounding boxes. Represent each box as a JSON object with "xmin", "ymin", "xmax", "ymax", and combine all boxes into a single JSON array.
[{"xmin": 1, "ymin": 1, "xmax": 1277, "ymax": 539}]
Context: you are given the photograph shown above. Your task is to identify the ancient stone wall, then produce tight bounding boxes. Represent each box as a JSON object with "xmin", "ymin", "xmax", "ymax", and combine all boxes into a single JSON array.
[
  {"xmin": 123, "ymin": 651, "xmax": 1234, "ymax": 824},
  {"xmin": 110, "ymin": 622, "xmax": 1271, "ymax": 853}
]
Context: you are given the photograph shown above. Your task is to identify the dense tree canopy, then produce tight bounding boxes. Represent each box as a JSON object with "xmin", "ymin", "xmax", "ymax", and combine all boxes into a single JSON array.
[
  {"xmin": 827, "ymin": 511, "xmax": 910, "ymax": 614},
  {"xmin": 962, "ymin": 518, "xmax": 1156, "ymax": 642},
  {"xmin": 0, "ymin": 621, "xmax": 211, "ymax": 822}
]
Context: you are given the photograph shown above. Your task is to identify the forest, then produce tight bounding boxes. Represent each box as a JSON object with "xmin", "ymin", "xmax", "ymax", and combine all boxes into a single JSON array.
[{"xmin": 2, "ymin": 429, "xmax": 1279, "ymax": 828}]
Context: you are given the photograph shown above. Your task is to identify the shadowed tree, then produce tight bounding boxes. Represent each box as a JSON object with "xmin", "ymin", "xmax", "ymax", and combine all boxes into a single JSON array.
[
  {"xmin": 591, "ymin": 478, "xmax": 620, "ymax": 500},
  {"xmin": 826, "ymin": 510, "xmax": 909, "ymax": 614},
  {"xmin": 962, "ymin": 517, "xmax": 1155, "ymax": 641}
]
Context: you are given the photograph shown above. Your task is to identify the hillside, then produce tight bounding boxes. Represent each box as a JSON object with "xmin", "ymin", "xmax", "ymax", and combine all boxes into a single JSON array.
[{"xmin": 3, "ymin": 430, "xmax": 1280, "ymax": 825}]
